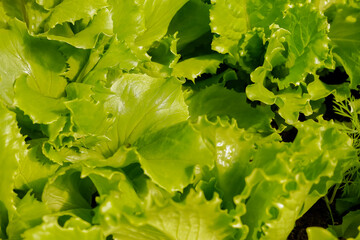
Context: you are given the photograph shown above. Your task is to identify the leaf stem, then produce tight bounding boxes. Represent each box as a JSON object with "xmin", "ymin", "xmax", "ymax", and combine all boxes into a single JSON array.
[
  {"xmin": 329, "ymin": 183, "xmax": 340, "ymax": 204},
  {"xmin": 324, "ymin": 196, "xmax": 335, "ymax": 225}
]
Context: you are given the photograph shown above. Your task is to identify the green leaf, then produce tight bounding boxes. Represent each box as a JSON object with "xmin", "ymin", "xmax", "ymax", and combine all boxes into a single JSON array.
[
  {"xmin": 111, "ymin": 222, "xmax": 174, "ymax": 240},
  {"xmin": 21, "ymin": 37, "xmax": 67, "ymax": 99},
  {"xmin": 187, "ymin": 85, "xmax": 274, "ymax": 132},
  {"xmin": 81, "ymin": 146, "xmax": 139, "ymax": 168},
  {"xmin": 65, "ymin": 99, "xmax": 113, "ymax": 136},
  {"xmin": 299, "ymin": 120, "xmax": 358, "ymax": 214},
  {"xmin": 1, "ymin": 0, "xmax": 25, "ymax": 22},
  {"xmin": 194, "ymin": 117, "xmax": 274, "ymax": 209},
  {"xmin": 233, "ymin": 120, "xmax": 357, "ymax": 240},
  {"xmin": 136, "ymin": 121, "xmax": 214, "ymax": 192},
  {"xmin": 87, "ymin": 168, "xmax": 144, "ymax": 235},
  {"xmin": 0, "ymin": 3, "xmax": 10, "ymax": 28},
  {"xmin": 330, "ymin": 210, "xmax": 360, "ymax": 238},
  {"xmin": 94, "ymin": 37, "xmax": 140, "ymax": 71},
  {"xmin": 167, "ymin": 0, "xmax": 211, "ymax": 51},
  {"xmin": 135, "ymin": 0, "xmax": 189, "ymax": 49},
  {"xmin": 6, "ymin": 0, "xmax": 112, "ymax": 48},
  {"xmin": 0, "ymin": 21, "xmax": 36, "ymax": 105},
  {"xmin": 109, "ymin": 0, "xmax": 145, "ymax": 43},
  {"xmin": 246, "ymin": 4, "xmax": 331, "ymax": 123},
  {"xmin": 275, "ymin": 87, "xmax": 312, "ymax": 124},
  {"xmin": 7, "ymin": 192, "xmax": 51, "ymax": 240},
  {"xmin": 14, "ymin": 75, "xmax": 67, "ymax": 124},
  {"xmin": 308, "ymin": 75, "xmax": 351, "ymax": 101},
  {"xmin": 141, "ymin": 191, "xmax": 240, "ymax": 240},
  {"xmin": 35, "ymin": 0, "xmax": 62, "ymax": 10},
  {"xmin": 14, "ymin": 142, "xmax": 60, "ymax": 198},
  {"xmin": 44, "ymin": 116, "xmax": 71, "ymax": 143},
  {"xmin": 209, "ymin": 0, "xmax": 288, "ymax": 54},
  {"xmin": 3, "ymin": 0, "xmax": 109, "ymax": 44},
  {"xmin": 96, "ymin": 74, "xmax": 188, "ymax": 156},
  {"xmin": 42, "ymin": 143, "xmax": 105, "ymax": 165},
  {"xmin": 328, "ymin": 5, "xmax": 360, "ymax": 89},
  {"xmin": 65, "ymin": 82, "xmax": 94, "ymax": 100},
  {"xmin": 97, "ymin": 187, "xmax": 240, "ymax": 240},
  {"xmin": 0, "ymin": 26, "xmax": 26, "ymax": 105},
  {"xmin": 0, "ymin": 103, "xmax": 27, "ymax": 238},
  {"xmin": 2, "ymin": 0, "xmax": 50, "ymax": 34},
  {"xmin": 22, "ymin": 215, "xmax": 104, "ymax": 240},
  {"xmin": 42, "ymin": 167, "xmax": 96, "ymax": 212},
  {"xmin": 0, "ymin": 19, "xmax": 68, "ymax": 108},
  {"xmin": 236, "ymin": 28, "xmax": 267, "ymax": 73},
  {"xmin": 59, "ymin": 45, "xmax": 90, "ymax": 81},
  {"xmin": 272, "ymin": 4, "xmax": 330, "ymax": 89},
  {"xmin": 148, "ymin": 34, "xmax": 180, "ymax": 68},
  {"xmin": 2, "ymin": 1, "xmax": 359, "ymax": 238},
  {"xmin": 72, "ymin": 34, "xmax": 141, "ymax": 83},
  {"xmin": 307, "ymin": 227, "xmax": 338, "ymax": 240},
  {"xmin": 44, "ymin": 0, "xmax": 108, "ymax": 30},
  {"xmin": 172, "ymin": 54, "xmax": 224, "ymax": 82},
  {"xmin": 336, "ymin": 197, "xmax": 360, "ymax": 216},
  {"xmin": 137, "ymin": 61, "xmax": 173, "ymax": 78},
  {"xmin": 44, "ymin": 8, "xmax": 113, "ymax": 49}
]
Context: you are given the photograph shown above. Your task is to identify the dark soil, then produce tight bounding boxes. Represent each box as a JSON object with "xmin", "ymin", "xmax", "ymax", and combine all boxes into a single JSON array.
[{"xmin": 287, "ymin": 199, "xmax": 333, "ymax": 240}]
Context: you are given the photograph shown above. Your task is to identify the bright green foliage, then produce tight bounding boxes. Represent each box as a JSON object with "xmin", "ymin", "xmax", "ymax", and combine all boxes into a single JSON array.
[
  {"xmin": 0, "ymin": 20, "xmax": 67, "ymax": 106},
  {"xmin": 15, "ymin": 75, "xmax": 67, "ymax": 124},
  {"xmin": 44, "ymin": 8, "xmax": 113, "ymax": 49},
  {"xmin": 173, "ymin": 54, "xmax": 224, "ymax": 81},
  {"xmin": 235, "ymin": 28, "xmax": 267, "ymax": 73},
  {"xmin": 330, "ymin": 210, "xmax": 360, "ymax": 238},
  {"xmin": 0, "ymin": 0, "xmax": 359, "ymax": 239},
  {"xmin": 22, "ymin": 215, "xmax": 104, "ymax": 240},
  {"xmin": 43, "ymin": 0, "xmax": 108, "ymax": 30},
  {"xmin": 210, "ymin": 0, "xmax": 288, "ymax": 54},
  {"xmin": 42, "ymin": 167, "xmax": 96, "ymax": 212},
  {"xmin": 136, "ymin": 121, "xmax": 214, "ymax": 192},
  {"xmin": 134, "ymin": 0, "xmax": 189, "ymax": 49},
  {"xmin": 98, "ymin": 74, "xmax": 189, "ymax": 154},
  {"xmin": 246, "ymin": 4, "xmax": 331, "ymax": 123},
  {"xmin": 186, "ymin": 85, "xmax": 274, "ymax": 132},
  {"xmin": 0, "ymin": 104, "xmax": 27, "ymax": 238},
  {"xmin": 307, "ymin": 225, "xmax": 360, "ymax": 240},
  {"xmin": 232, "ymin": 120, "xmax": 356, "ymax": 239},
  {"xmin": 148, "ymin": 34, "xmax": 180, "ymax": 68},
  {"xmin": 6, "ymin": 192, "xmax": 50, "ymax": 239},
  {"xmin": 167, "ymin": 0, "xmax": 211, "ymax": 51},
  {"xmin": 135, "ymin": 191, "xmax": 239, "ymax": 240},
  {"xmin": 109, "ymin": 0, "xmax": 145, "ymax": 44},
  {"xmin": 14, "ymin": 142, "xmax": 59, "ymax": 198},
  {"xmin": 90, "ymin": 169, "xmax": 239, "ymax": 239},
  {"xmin": 307, "ymin": 227, "xmax": 339, "ymax": 240},
  {"xmin": 328, "ymin": 4, "xmax": 360, "ymax": 89}
]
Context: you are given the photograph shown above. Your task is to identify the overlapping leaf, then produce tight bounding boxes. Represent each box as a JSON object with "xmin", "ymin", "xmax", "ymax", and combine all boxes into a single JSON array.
[
  {"xmin": 0, "ymin": 1, "xmax": 359, "ymax": 239},
  {"xmin": 0, "ymin": 104, "xmax": 27, "ymax": 238},
  {"xmin": 327, "ymin": 4, "xmax": 360, "ymax": 89},
  {"xmin": 209, "ymin": 0, "xmax": 288, "ymax": 54},
  {"xmin": 186, "ymin": 85, "xmax": 274, "ymax": 133},
  {"xmin": 234, "ymin": 120, "xmax": 357, "ymax": 239},
  {"xmin": 246, "ymin": 4, "xmax": 332, "ymax": 123}
]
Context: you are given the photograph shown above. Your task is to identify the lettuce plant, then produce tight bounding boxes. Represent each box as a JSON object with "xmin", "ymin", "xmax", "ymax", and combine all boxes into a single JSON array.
[{"xmin": 0, "ymin": 0, "xmax": 360, "ymax": 239}]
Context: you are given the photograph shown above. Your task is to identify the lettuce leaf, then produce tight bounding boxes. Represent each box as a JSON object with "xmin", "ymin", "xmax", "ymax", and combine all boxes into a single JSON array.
[
  {"xmin": 22, "ymin": 215, "xmax": 104, "ymax": 240},
  {"xmin": 327, "ymin": 4, "xmax": 360, "ymax": 89},
  {"xmin": 136, "ymin": 121, "xmax": 214, "ymax": 192},
  {"xmin": 186, "ymin": 85, "xmax": 274, "ymax": 133},
  {"xmin": 0, "ymin": 104, "xmax": 27, "ymax": 238},
  {"xmin": 246, "ymin": 4, "xmax": 331, "ymax": 123},
  {"xmin": 210, "ymin": 0, "xmax": 288, "ymax": 54},
  {"xmin": 0, "ymin": 1, "xmax": 359, "ymax": 239}
]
